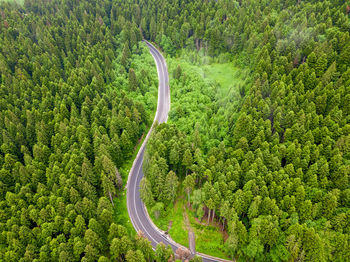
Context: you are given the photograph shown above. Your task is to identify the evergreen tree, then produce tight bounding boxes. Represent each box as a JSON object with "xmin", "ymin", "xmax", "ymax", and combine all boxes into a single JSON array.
[
  {"xmin": 129, "ymin": 68, "xmax": 138, "ymax": 91},
  {"xmin": 140, "ymin": 177, "xmax": 154, "ymax": 206},
  {"xmin": 183, "ymin": 175, "xmax": 195, "ymax": 206}
]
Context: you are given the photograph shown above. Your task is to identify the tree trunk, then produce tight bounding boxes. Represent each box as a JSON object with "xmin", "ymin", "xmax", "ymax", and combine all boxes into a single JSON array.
[
  {"xmin": 187, "ymin": 191, "xmax": 190, "ymax": 207},
  {"xmin": 108, "ymin": 191, "xmax": 114, "ymax": 206},
  {"xmin": 212, "ymin": 208, "xmax": 215, "ymax": 222},
  {"xmin": 207, "ymin": 208, "xmax": 210, "ymax": 225}
]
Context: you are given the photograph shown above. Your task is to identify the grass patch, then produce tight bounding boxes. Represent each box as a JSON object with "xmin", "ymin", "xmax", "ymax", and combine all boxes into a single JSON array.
[
  {"xmin": 147, "ymin": 202, "xmax": 172, "ymax": 231},
  {"xmin": 201, "ymin": 62, "xmax": 248, "ymax": 110},
  {"xmin": 202, "ymin": 63, "xmax": 243, "ymax": 95},
  {"xmin": 202, "ymin": 63, "xmax": 243, "ymax": 94},
  {"xmin": 187, "ymin": 209, "xmax": 229, "ymax": 260},
  {"xmin": 169, "ymin": 50, "xmax": 250, "ymax": 106},
  {"xmin": 148, "ymin": 197, "xmax": 188, "ymax": 248},
  {"xmin": 147, "ymin": 196, "xmax": 230, "ymax": 259},
  {"xmin": 113, "ymin": 189, "xmax": 136, "ymax": 238},
  {"xmin": 167, "ymin": 198, "xmax": 188, "ymax": 247}
]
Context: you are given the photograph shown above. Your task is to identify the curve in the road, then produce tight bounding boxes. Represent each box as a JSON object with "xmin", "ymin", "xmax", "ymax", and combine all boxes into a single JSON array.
[{"xmin": 126, "ymin": 41, "xmax": 232, "ymax": 262}]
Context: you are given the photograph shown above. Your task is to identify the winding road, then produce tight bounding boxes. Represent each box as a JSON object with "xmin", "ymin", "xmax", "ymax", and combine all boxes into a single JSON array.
[{"xmin": 126, "ymin": 41, "xmax": 230, "ymax": 262}]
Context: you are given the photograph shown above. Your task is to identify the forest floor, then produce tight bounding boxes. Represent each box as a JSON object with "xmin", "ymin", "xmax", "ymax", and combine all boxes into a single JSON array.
[
  {"xmin": 183, "ymin": 206, "xmax": 196, "ymax": 254},
  {"xmin": 150, "ymin": 195, "xmax": 230, "ymax": 260},
  {"xmin": 200, "ymin": 62, "xmax": 247, "ymax": 107},
  {"xmin": 149, "ymin": 197, "xmax": 189, "ymax": 247},
  {"xmin": 202, "ymin": 63, "xmax": 243, "ymax": 92},
  {"xmin": 186, "ymin": 206, "xmax": 229, "ymax": 259}
]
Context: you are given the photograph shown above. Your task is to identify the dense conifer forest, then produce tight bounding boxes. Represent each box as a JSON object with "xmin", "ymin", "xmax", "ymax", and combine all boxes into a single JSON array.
[
  {"xmin": 0, "ymin": 0, "xmax": 349, "ymax": 261},
  {"xmin": 0, "ymin": 0, "xmax": 160, "ymax": 261}
]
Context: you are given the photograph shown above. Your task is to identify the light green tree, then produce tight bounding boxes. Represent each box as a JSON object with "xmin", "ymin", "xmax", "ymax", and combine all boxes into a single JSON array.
[{"xmin": 183, "ymin": 175, "xmax": 195, "ymax": 206}]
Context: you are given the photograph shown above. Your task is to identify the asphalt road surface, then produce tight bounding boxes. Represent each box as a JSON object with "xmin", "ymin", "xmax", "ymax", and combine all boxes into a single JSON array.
[{"xmin": 126, "ymin": 41, "xmax": 231, "ymax": 262}]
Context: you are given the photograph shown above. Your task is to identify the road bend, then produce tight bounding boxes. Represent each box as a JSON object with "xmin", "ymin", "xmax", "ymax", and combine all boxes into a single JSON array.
[{"xmin": 126, "ymin": 40, "xmax": 231, "ymax": 262}]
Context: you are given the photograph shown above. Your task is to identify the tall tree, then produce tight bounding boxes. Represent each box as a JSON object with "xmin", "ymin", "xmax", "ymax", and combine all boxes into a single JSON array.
[
  {"xmin": 164, "ymin": 171, "xmax": 179, "ymax": 203},
  {"xmin": 129, "ymin": 68, "xmax": 138, "ymax": 91},
  {"xmin": 183, "ymin": 175, "xmax": 195, "ymax": 206},
  {"xmin": 140, "ymin": 177, "xmax": 154, "ymax": 206},
  {"xmin": 182, "ymin": 149, "xmax": 193, "ymax": 176}
]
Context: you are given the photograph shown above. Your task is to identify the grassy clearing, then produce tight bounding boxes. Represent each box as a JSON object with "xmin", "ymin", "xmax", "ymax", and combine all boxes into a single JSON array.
[
  {"xmin": 187, "ymin": 209, "xmax": 229, "ymax": 259},
  {"xmin": 148, "ymin": 197, "xmax": 189, "ymax": 248},
  {"xmin": 148, "ymin": 195, "xmax": 230, "ymax": 259},
  {"xmin": 201, "ymin": 62, "xmax": 248, "ymax": 111},
  {"xmin": 202, "ymin": 63, "xmax": 243, "ymax": 95},
  {"xmin": 169, "ymin": 50, "xmax": 249, "ymax": 105},
  {"xmin": 167, "ymin": 198, "xmax": 188, "ymax": 247},
  {"xmin": 167, "ymin": 54, "xmax": 249, "ymax": 146},
  {"xmin": 147, "ymin": 201, "xmax": 173, "ymax": 231},
  {"xmin": 113, "ymin": 189, "xmax": 136, "ymax": 238}
]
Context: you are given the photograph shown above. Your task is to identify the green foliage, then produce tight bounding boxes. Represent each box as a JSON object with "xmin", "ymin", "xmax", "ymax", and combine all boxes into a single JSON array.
[
  {"xmin": 141, "ymin": 0, "xmax": 350, "ymax": 260},
  {"xmin": 151, "ymin": 202, "xmax": 164, "ymax": 219},
  {"xmin": 140, "ymin": 177, "xmax": 154, "ymax": 206},
  {"xmin": 155, "ymin": 242, "xmax": 174, "ymax": 262},
  {"xmin": 183, "ymin": 174, "xmax": 195, "ymax": 205},
  {"xmin": 0, "ymin": 1, "xmax": 157, "ymax": 260},
  {"xmin": 128, "ymin": 68, "xmax": 138, "ymax": 91},
  {"xmin": 149, "ymin": 197, "xmax": 188, "ymax": 247},
  {"xmin": 190, "ymin": 256, "xmax": 203, "ymax": 262},
  {"xmin": 1, "ymin": 0, "xmax": 350, "ymax": 260},
  {"xmin": 165, "ymin": 170, "xmax": 179, "ymax": 203},
  {"xmin": 160, "ymin": 35, "xmax": 176, "ymax": 57}
]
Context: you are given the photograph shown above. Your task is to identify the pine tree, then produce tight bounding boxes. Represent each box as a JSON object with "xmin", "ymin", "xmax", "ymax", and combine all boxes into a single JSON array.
[
  {"xmin": 183, "ymin": 175, "xmax": 195, "ymax": 206},
  {"xmin": 174, "ymin": 64, "xmax": 182, "ymax": 80},
  {"xmin": 182, "ymin": 149, "xmax": 193, "ymax": 176},
  {"xmin": 164, "ymin": 171, "xmax": 179, "ymax": 203},
  {"xmin": 140, "ymin": 177, "xmax": 154, "ymax": 206},
  {"xmin": 121, "ymin": 42, "xmax": 130, "ymax": 69},
  {"xmin": 102, "ymin": 172, "xmax": 116, "ymax": 206},
  {"xmin": 128, "ymin": 68, "xmax": 138, "ymax": 91}
]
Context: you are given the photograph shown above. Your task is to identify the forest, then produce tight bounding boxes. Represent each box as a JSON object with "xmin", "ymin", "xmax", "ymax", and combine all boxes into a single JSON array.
[{"xmin": 0, "ymin": 0, "xmax": 350, "ymax": 261}]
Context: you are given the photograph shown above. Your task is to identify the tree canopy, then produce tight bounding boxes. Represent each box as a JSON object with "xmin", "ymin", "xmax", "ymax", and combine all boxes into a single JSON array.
[{"xmin": 1, "ymin": 0, "xmax": 349, "ymax": 260}]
